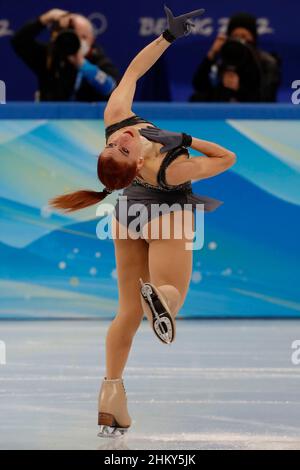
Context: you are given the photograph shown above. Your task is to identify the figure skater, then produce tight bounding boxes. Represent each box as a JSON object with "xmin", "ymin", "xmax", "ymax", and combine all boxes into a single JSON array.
[{"xmin": 50, "ymin": 6, "xmax": 236, "ymax": 438}]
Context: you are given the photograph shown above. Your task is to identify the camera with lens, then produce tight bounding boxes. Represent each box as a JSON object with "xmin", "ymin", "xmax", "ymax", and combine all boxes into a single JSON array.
[
  {"xmin": 50, "ymin": 16, "xmax": 81, "ymax": 59},
  {"xmin": 218, "ymin": 37, "xmax": 262, "ymax": 92}
]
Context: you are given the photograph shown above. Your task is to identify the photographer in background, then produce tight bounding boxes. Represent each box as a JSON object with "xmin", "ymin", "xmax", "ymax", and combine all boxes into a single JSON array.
[
  {"xmin": 190, "ymin": 12, "xmax": 280, "ymax": 102},
  {"xmin": 11, "ymin": 9, "xmax": 119, "ymax": 102}
]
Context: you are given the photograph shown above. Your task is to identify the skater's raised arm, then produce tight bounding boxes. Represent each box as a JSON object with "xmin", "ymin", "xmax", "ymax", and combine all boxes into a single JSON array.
[
  {"xmin": 104, "ymin": 36, "xmax": 171, "ymax": 126},
  {"xmin": 104, "ymin": 6, "xmax": 205, "ymax": 126}
]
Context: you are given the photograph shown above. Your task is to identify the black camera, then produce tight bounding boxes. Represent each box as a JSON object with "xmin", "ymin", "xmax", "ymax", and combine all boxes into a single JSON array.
[
  {"xmin": 218, "ymin": 38, "xmax": 262, "ymax": 88},
  {"xmin": 51, "ymin": 16, "xmax": 81, "ymax": 58}
]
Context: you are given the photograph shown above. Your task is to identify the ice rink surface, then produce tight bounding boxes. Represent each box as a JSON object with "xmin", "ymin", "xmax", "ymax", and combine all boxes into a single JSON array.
[{"xmin": 0, "ymin": 319, "xmax": 300, "ymax": 450}]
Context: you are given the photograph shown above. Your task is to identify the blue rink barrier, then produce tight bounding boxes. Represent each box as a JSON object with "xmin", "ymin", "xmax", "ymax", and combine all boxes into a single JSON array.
[
  {"xmin": 1, "ymin": 103, "xmax": 300, "ymax": 120},
  {"xmin": 0, "ymin": 103, "xmax": 299, "ymax": 319}
]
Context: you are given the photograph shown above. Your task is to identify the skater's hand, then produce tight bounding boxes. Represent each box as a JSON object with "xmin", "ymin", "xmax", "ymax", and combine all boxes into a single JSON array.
[
  {"xmin": 139, "ymin": 127, "xmax": 192, "ymax": 153},
  {"xmin": 163, "ymin": 5, "xmax": 205, "ymax": 42}
]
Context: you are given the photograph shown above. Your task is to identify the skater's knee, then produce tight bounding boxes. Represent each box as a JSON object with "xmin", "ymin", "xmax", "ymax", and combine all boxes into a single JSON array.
[{"xmin": 108, "ymin": 311, "xmax": 142, "ymax": 343}]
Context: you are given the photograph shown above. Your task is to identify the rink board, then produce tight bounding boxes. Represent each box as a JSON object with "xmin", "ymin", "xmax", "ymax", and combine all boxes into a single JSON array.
[{"xmin": 0, "ymin": 104, "xmax": 299, "ymax": 319}]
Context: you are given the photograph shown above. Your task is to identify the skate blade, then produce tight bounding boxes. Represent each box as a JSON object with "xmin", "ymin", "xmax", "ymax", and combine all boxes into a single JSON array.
[
  {"xmin": 140, "ymin": 278, "xmax": 175, "ymax": 345},
  {"xmin": 154, "ymin": 317, "xmax": 173, "ymax": 344},
  {"xmin": 98, "ymin": 424, "xmax": 128, "ymax": 438}
]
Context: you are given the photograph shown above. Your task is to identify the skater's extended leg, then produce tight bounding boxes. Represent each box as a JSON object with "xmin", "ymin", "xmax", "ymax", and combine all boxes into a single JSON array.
[
  {"xmin": 98, "ymin": 220, "xmax": 150, "ymax": 437},
  {"xmin": 105, "ymin": 220, "xmax": 150, "ymax": 379}
]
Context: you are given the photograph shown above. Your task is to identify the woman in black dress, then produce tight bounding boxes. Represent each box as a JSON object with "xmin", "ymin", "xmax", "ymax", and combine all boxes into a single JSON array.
[{"xmin": 50, "ymin": 6, "xmax": 236, "ymax": 437}]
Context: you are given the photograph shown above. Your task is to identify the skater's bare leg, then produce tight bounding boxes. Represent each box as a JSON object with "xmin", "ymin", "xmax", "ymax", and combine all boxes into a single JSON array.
[
  {"xmin": 145, "ymin": 210, "xmax": 194, "ymax": 316},
  {"xmin": 105, "ymin": 220, "xmax": 150, "ymax": 379}
]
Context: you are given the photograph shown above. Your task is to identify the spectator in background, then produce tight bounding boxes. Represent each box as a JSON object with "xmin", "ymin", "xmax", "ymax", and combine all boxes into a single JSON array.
[
  {"xmin": 11, "ymin": 9, "xmax": 119, "ymax": 102},
  {"xmin": 190, "ymin": 12, "xmax": 280, "ymax": 102}
]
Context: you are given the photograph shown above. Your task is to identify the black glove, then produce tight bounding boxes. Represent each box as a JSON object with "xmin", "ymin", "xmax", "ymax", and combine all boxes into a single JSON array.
[
  {"xmin": 163, "ymin": 5, "xmax": 205, "ymax": 43},
  {"xmin": 139, "ymin": 127, "xmax": 192, "ymax": 153}
]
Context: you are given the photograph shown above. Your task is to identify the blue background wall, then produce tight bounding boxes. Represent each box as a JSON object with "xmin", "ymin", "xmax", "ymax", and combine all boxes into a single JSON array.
[
  {"xmin": 0, "ymin": 0, "xmax": 299, "ymax": 101},
  {"xmin": 0, "ymin": 103, "xmax": 299, "ymax": 319}
]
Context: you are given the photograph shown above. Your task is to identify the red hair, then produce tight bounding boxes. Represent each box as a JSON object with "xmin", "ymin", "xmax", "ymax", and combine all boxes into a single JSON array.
[{"xmin": 49, "ymin": 149, "xmax": 139, "ymax": 213}]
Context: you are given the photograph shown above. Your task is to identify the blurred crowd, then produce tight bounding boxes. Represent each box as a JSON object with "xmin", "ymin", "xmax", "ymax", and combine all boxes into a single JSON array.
[
  {"xmin": 11, "ymin": 9, "xmax": 118, "ymax": 102},
  {"xmin": 11, "ymin": 9, "xmax": 281, "ymax": 103}
]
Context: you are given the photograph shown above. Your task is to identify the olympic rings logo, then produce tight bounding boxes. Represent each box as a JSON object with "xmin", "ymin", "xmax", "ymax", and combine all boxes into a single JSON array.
[{"xmin": 88, "ymin": 12, "xmax": 108, "ymax": 37}]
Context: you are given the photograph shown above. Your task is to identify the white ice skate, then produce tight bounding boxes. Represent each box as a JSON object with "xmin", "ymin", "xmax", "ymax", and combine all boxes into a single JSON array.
[{"xmin": 139, "ymin": 278, "xmax": 176, "ymax": 345}]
